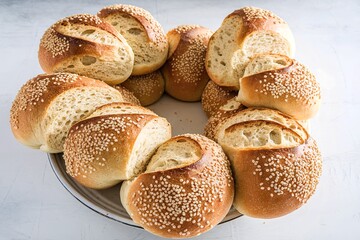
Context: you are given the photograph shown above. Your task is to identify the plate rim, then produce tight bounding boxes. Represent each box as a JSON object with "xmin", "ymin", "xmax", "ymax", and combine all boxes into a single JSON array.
[{"xmin": 48, "ymin": 153, "xmax": 242, "ymax": 229}]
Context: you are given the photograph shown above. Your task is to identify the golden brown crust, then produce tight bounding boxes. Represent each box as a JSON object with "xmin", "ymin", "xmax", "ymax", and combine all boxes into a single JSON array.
[
  {"xmin": 238, "ymin": 60, "xmax": 321, "ymax": 120},
  {"xmin": 120, "ymin": 71, "xmax": 165, "ymax": 106},
  {"xmin": 229, "ymin": 6, "xmax": 289, "ymax": 40},
  {"xmin": 204, "ymin": 102, "xmax": 247, "ymax": 140},
  {"xmin": 113, "ymin": 85, "xmax": 141, "ymax": 105},
  {"xmin": 10, "ymin": 73, "xmax": 116, "ymax": 149},
  {"xmin": 97, "ymin": 4, "xmax": 168, "ymax": 49},
  {"xmin": 162, "ymin": 25, "xmax": 213, "ymax": 102},
  {"xmin": 98, "ymin": 4, "xmax": 168, "ymax": 75},
  {"xmin": 205, "ymin": 7, "xmax": 295, "ymax": 89},
  {"xmin": 201, "ymin": 80, "xmax": 238, "ymax": 117},
  {"xmin": 123, "ymin": 134, "xmax": 234, "ymax": 238},
  {"xmin": 64, "ymin": 113, "xmax": 159, "ymax": 189},
  {"xmin": 39, "ymin": 14, "xmax": 123, "ymax": 72},
  {"xmin": 229, "ymin": 137, "xmax": 322, "ymax": 218},
  {"xmin": 38, "ymin": 14, "xmax": 134, "ymax": 84}
]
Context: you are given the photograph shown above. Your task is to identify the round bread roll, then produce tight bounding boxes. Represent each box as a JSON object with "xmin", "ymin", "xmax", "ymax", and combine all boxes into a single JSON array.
[
  {"xmin": 201, "ymin": 80, "xmax": 238, "ymax": 117},
  {"xmin": 206, "ymin": 6, "xmax": 295, "ymax": 89},
  {"xmin": 98, "ymin": 4, "xmax": 168, "ymax": 75},
  {"xmin": 162, "ymin": 25, "xmax": 213, "ymax": 102},
  {"xmin": 38, "ymin": 14, "xmax": 134, "ymax": 85},
  {"xmin": 211, "ymin": 108, "xmax": 322, "ymax": 218},
  {"xmin": 113, "ymin": 85, "xmax": 141, "ymax": 105},
  {"xmin": 10, "ymin": 73, "xmax": 128, "ymax": 153},
  {"xmin": 120, "ymin": 71, "xmax": 164, "ymax": 106},
  {"xmin": 237, "ymin": 54, "xmax": 321, "ymax": 120},
  {"xmin": 64, "ymin": 102, "xmax": 171, "ymax": 189},
  {"xmin": 121, "ymin": 134, "xmax": 234, "ymax": 238}
]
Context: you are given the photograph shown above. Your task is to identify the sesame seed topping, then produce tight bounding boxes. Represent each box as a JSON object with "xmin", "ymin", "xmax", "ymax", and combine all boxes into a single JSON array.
[
  {"xmin": 251, "ymin": 139, "xmax": 322, "ymax": 203},
  {"xmin": 174, "ymin": 25, "xmax": 201, "ymax": 34},
  {"xmin": 64, "ymin": 114, "xmax": 152, "ymax": 178},
  {"xmin": 40, "ymin": 14, "xmax": 103, "ymax": 58},
  {"xmin": 121, "ymin": 71, "xmax": 163, "ymax": 104},
  {"xmin": 10, "ymin": 73, "xmax": 79, "ymax": 129},
  {"xmin": 202, "ymin": 81, "xmax": 237, "ymax": 117},
  {"xmin": 256, "ymin": 60, "xmax": 321, "ymax": 105},
  {"xmin": 169, "ymin": 26, "xmax": 213, "ymax": 85},
  {"xmin": 241, "ymin": 6, "xmax": 286, "ymax": 25},
  {"xmin": 128, "ymin": 134, "xmax": 233, "ymax": 237}
]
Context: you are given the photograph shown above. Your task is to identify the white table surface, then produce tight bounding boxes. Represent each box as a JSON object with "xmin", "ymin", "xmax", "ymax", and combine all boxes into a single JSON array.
[{"xmin": 1, "ymin": 0, "xmax": 359, "ymax": 239}]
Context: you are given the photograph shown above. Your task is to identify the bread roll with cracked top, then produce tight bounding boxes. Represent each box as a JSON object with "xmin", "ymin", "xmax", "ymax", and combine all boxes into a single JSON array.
[
  {"xmin": 201, "ymin": 80, "xmax": 238, "ymax": 117},
  {"xmin": 120, "ymin": 71, "xmax": 164, "ymax": 106},
  {"xmin": 206, "ymin": 6, "xmax": 295, "ymax": 89},
  {"xmin": 211, "ymin": 108, "xmax": 322, "ymax": 218},
  {"xmin": 10, "ymin": 73, "xmax": 128, "ymax": 153},
  {"xmin": 121, "ymin": 134, "xmax": 234, "ymax": 238},
  {"xmin": 64, "ymin": 102, "xmax": 171, "ymax": 189},
  {"xmin": 38, "ymin": 14, "xmax": 134, "ymax": 85},
  {"xmin": 237, "ymin": 54, "xmax": 321, "ymax": 120},
  {"xmin": 162, "ymin": 25, "xmax": 213, "ymax": 101},
  {"xmin": 98, "ymin": 4, "xmax": 168, "ymax": 75}
]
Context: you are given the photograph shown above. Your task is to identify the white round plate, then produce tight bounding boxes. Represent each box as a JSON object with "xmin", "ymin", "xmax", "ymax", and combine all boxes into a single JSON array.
[{"xmin": 48, "ymin": 94, "xmax": 242, "ymax": 228}]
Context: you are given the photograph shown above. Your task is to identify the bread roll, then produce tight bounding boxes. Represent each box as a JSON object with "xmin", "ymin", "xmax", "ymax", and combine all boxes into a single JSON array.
[
  {"xmin": 64, "ymin": 102, "xmax": 171, "ymax": 189},
  {"xmin": 121, "ymin": 134, "xmax": 234, "ymax": 238},
  {"xmin": 98, "ymin": 4, "xmax": 168, "ymax": 75},
  {"xmin": 10, "ymin": 73, "xmax": 127, "ymax": 153},
  {"xmin": 120, "ymin": 71, "xmax": 164, "ymax": 106},
  {"xmin": 38, "ymin": 14, "xmax": 134, "ymax": 85},
  {"xmin": 206, "ymin": 7, "xmax": 295, "ymax": 89},
  {"xmin": 211, "ymin": 108, "xmax": 322, "ymax": 218},
  {"xmin": 162, "ymin": 25, "xmax": 213, "ymax": 102},
  {"xmin": 237, "ymin": 55, "xmax": 321, "ymax": 120},
  {"xmin": 201, "ymin": 80, "xmax": 238, "ymax": 117},
  {"xmin": 113, "ymin": 85, "xmax": 141, "ymax": 105}
]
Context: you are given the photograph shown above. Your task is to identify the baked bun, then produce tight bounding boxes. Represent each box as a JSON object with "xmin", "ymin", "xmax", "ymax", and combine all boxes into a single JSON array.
[
  {"xmin": 120, "ymin": 71, "xmax": 165, "ymax": 106},
  {"xmin": 10, "ymin": 73, "xmax": 127, "ymax": 153},
  {"xmin": 210, "ymin": 108, "xmax": 322, "ymax": 218},
  {"xmin": 162, "ymin": 25, "xmax": 213, "ymax": 101},
  {"xmin": 113, "ymin": 85, "xmax": 141, "ymax": 105},
  {"xmin": 237, "ymin": 55, "xmax": 321, "ymax": 120},
  {"xmin": 206, "ymin": 7, "xmax": 295, "ymax": 89},
  {"xmin": 98, "ymin": 4, "xmax": 168, "ymax": 75},
  {"xmin": 201, "ymin": 80, "xmax": 238, "ymax": 117},
  {"xmin": 38, "ymin": 14, "xmax": 134, "ymax": 85},
  {"xmin": 64, "ymin": 102, "xmax": 171, "ymax": 189},
  {"xmin": 121, "ymin": 134, "xmax": 234, "ymax": 238}
]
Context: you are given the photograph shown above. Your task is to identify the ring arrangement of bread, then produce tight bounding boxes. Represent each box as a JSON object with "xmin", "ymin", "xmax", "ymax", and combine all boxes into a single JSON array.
[{"xmin": 10, "ymin": 4, "xmax": 322, "ymax": 239}]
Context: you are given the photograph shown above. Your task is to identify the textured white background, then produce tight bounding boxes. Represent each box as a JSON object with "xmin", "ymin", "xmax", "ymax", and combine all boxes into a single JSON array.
[{"xmin": 1, "ymin": 0, "xmax": 359, "ymax": 239}]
